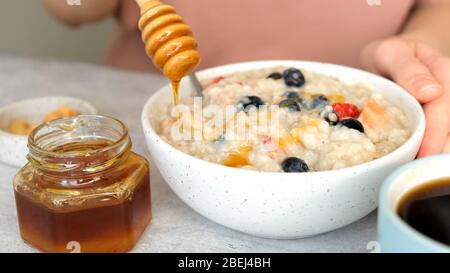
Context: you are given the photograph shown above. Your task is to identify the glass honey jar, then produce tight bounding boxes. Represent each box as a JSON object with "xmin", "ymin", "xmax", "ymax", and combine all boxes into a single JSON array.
[{"xmin": 13, "ymin": 115, "xmax": 151, "ymax": 253}]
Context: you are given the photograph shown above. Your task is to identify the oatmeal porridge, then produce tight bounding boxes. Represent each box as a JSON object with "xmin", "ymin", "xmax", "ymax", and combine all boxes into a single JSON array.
[{"xmin": 157, "ymin": 67, "xmax": 411, "ymax": 172}]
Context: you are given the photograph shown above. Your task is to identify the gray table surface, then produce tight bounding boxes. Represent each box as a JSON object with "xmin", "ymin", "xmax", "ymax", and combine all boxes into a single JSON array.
[{"xmin": 0, "ymin": 54, "xmax": 377, "ymax": 253}]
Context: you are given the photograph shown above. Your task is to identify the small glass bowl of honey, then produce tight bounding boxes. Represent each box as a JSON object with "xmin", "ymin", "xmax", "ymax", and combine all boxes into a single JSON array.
[{"xmin": 13, "ymin": 115, "xmax": 151, "ymax": 253}]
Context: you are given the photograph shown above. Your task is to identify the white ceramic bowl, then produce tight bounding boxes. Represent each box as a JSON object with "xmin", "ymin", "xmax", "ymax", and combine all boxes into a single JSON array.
[
  {"xmin": 0, "ymin": 96, "xmax": 97, "ymax": 168},
  {"xmin": 142, "ymin": 60, "xmax": 426, "ymax": 238}
]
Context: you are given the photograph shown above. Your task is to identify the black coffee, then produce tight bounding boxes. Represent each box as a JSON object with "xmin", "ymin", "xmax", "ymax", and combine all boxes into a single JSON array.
[{"xmin": 397, "ymin": 178, "xmax": 450, "ymax": 246}]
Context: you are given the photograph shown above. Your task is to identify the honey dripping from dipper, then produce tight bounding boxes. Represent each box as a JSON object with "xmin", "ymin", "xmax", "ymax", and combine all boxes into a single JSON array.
[{"xmin": 137, "ymin": 0, "xmax": 201, "ymax": 105}]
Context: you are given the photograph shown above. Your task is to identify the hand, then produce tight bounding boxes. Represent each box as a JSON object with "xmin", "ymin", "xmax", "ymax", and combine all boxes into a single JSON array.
[
  {"xmin": 361, "ymin": 37, "xmax": 450, "ymax": 157},
  {"xmin": 117, "ymin": 0, "xmax": 141, "ymax": 31}
]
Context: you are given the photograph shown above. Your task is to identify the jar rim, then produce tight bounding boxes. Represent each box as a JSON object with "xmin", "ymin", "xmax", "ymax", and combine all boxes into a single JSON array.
[{"xmin": 28, "ymin": 115, "xmax": 130, "ymax": 159}]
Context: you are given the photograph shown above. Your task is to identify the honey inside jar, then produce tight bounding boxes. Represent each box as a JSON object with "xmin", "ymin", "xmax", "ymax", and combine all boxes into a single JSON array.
[{"xmin": 13, "ymin": 115, "xmax": 151, "ymax": 253}]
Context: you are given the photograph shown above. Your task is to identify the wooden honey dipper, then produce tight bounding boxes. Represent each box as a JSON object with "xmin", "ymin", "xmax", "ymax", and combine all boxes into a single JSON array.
[{"xmin": 136, "ymin": 0, "xmax": 201, "ymax": 104}]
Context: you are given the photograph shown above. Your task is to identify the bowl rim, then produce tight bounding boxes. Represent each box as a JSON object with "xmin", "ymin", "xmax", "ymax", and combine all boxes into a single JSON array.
[
  {"xmin": 0, "ymin": 96, "xmax": 97, "ymax": 139},
  {"xmin": 141, "ymin": 60, "xmax": 426, "ymax": 177},
  {"xmin": 379, "ymin": 154, "xmax": 450, "ymax": 252}
]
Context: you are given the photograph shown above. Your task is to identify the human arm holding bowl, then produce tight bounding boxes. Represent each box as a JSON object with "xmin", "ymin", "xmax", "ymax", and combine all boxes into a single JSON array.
[
  {"xmin": 360, "ymin": 1, "xmax": 450, "ymax": 157},
  {"xmin": 42, "ymin": 0, "xmax": 450, "ymax": 156}
]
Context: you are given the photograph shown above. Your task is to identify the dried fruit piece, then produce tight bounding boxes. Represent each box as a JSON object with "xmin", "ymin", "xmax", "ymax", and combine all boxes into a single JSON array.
[
  {"xmin": 44, "ymin": 106, "xmax": 79, "ymax": 122},
  {"xmin": 211, "ymin": 76, "xmax": 224, "ymax": 84},
  {"xmin": 223, "ymin": 145, "xmax": 253, "ymax": 167},
  {"xmin": 332, "ymin": 102, "xmax": 360, "ymax": 119},
  {"xmin": 277, "ymin": 134, "xmax": 299, "ymax": 150},
  {"xmin": 8, "ymin": 119, "xmax": 32, "ymax": 135},
  {"xmin": 360, "ymin": 99, "xmax": 386, "ymax": 129},
  {"xmin": 327, "ymin": 94, "xmax": 346, "ymax": 102}
]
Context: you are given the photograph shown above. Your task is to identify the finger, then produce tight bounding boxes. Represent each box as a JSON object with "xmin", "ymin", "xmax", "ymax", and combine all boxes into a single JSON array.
[
  {"xmin": 417, "ymin": 102, "xmax": 449, "ymax": 157},
  {"xmin": 119, "ymin": 0, "xmax": 140, "ymax": 31},
  {"xmin": 444, "ymin": 134, "xmax": 450, "ymax": 153},
  {"xmin": 360, "ymin": 41, "xmax": 381, "ymax": 74},
  {"xmin": 416, "ymin": 43, "xmax": 450, "ymax": 89},
  {"xmin": 370, "ymin": 39, "xmax": 443, "ymax": 103}
]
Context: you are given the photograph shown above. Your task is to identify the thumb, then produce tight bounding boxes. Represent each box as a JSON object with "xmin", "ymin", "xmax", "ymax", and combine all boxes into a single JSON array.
[{"xmin": 360, "ymin": 38, "xmax": 443, "ymax": 103}]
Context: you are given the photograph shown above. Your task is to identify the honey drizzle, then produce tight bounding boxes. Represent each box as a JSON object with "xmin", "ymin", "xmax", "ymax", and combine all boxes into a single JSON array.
[{"xmin": 171, "ymin": 80, "xmax": 180, "ymax": 106}]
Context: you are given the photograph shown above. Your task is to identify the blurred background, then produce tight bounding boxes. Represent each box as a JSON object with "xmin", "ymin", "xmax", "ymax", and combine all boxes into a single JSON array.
[{"xmin": 0, "ymin": 0, "xmax": 113, "ymax": 63}]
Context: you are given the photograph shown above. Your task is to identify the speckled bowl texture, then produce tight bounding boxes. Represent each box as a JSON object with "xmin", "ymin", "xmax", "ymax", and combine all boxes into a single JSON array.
[
  {"xmin": 142, "ymin": 61, "xmax": 425, "ymax": 238},
  {"xmin": 0, "ymin": 96, "xmax": 97, "ymax": 168}
]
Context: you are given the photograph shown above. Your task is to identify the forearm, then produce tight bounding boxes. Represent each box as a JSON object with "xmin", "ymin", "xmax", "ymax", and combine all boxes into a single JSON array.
[
  {"xmin": 42, "ymin": 0, "xmax": 119, "ymax": 26},
  {"xmin": 401, "ymin": 2, "xmax": 450, "ymax": 56}
]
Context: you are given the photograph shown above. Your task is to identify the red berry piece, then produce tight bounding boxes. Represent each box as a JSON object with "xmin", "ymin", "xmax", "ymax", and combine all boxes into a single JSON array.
[
  {"xmin": 211, "ymin": 76, "xmax": 224, "ymax": 84},
  {"xmin": 332, "ymin": 102, "xmax": 360, "ymax": 119}
]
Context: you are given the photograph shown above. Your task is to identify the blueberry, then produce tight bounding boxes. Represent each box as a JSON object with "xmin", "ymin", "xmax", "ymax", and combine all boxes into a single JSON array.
[
  {"xmin": 311, "ymin": 95, "xmax": 329, "ymax": 109},
  {"xmin": 278, "ymin": 99, "xmax": 301, "ymax": 112},
  {"xmin": 339, "ymin": 118, "xmax": 364, "ymax": 133},
  {"xmin": 282, "ymin": 68, "xmax": 305, "ymax": 87},
  {"xmin": 215, "ymin": 135, "xmax": 226, "ymax": 146},
  {"xmin": 215, "ymin": 134, "xmax": 225, "ymax": 143},
  {"xmin": 281, "ymin": 157, "xmax": 309, "ymax": 173},
  {"xmin": 323, "ymin": 110, "xmax": 340, "ymax": 125},
  {"xmin": 297, "ymin": 97, "xmax": 310, "ymax": 109},
  {"xmin": 267, "ymin": 72, "xmax": 283, "ymax": 80},
  {"xmin": 237, "ymin": 96, "xmax": 265, "ymax": 113},
  {"xmin": 284, "ymin": 91, "xmax": 299, "ymax": 99}
]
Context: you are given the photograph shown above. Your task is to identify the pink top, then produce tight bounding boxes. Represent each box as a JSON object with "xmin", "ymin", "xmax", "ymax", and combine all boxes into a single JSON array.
[{"xmin": 104, "ymin": 0, "xmax": 445, "ymax": 71}]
